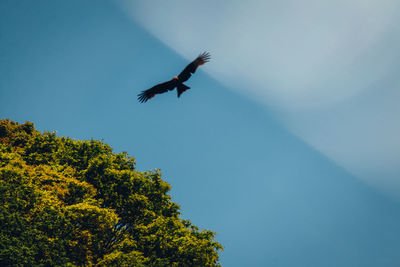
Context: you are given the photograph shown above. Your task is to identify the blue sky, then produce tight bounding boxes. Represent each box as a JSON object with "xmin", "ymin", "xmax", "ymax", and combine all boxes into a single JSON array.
[{"xmin": 1, "ymin": 1, "xmax": 400, "ymax": 266}]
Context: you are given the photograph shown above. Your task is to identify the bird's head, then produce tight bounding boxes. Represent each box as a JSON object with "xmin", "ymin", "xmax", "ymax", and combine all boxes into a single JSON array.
[{"xmin": 173, "ymin": 76, "xmax": 179, "ymax": 80}]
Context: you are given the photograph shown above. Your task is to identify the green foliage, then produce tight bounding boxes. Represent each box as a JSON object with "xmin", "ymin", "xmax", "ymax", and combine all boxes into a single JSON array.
[{"xmin": 0, "ymin": 119, "xmax": 222, "ymax": 266}]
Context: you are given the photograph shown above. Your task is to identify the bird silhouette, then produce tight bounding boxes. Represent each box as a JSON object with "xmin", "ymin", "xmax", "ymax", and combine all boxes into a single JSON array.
[{"xmin": 138, "ymin": 52, "xmax": 210, "ymax": 103}]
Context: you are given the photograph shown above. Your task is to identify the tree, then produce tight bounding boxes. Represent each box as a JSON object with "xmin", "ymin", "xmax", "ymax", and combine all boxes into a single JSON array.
[{"xmin": 0, "ymin": 119, "xmax": 222, "ymax": 266}]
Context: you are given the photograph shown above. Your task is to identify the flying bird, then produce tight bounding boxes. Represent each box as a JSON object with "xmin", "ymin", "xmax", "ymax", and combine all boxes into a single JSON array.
[{"xmin": 138, "ymin": 52, "xmax": 211, "ymax": 103}]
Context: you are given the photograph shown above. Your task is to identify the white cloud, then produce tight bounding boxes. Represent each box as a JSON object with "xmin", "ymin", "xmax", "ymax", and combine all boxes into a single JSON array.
[{"xmin": 118, "ymin": 0, "xmax": 400, "ymax": 197}]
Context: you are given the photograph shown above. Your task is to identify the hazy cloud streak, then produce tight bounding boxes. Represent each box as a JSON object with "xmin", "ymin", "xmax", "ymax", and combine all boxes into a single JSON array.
[{"xmin": 119, "ymin": 0, "xmax": 400, "ymax": 197}]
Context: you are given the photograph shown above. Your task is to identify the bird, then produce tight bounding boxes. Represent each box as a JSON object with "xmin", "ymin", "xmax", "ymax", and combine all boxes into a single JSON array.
[{"xmin": 138, "ymin": 52, "xmax": 211, "ymax": 103}]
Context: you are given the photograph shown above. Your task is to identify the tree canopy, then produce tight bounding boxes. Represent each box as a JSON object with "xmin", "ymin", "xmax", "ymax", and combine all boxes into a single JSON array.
[{"xmin": 0, "ymin": 119, "xmax": 222, "ymax": 266}]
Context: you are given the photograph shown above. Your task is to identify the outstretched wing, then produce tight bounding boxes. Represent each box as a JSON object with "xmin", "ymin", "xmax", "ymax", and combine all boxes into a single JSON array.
[
  {"xmin": 138, "ymin": 79, "xmax": 177, "ymax": 103},
  {"xmin": 177, "ymin": 52, "xmax": 211, "ymax": 83}
]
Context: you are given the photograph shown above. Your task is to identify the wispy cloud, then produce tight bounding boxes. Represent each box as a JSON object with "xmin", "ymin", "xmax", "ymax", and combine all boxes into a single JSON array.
[{"xmin": 119, "ymin": 0, "xmax": 400, "ymax": 197}]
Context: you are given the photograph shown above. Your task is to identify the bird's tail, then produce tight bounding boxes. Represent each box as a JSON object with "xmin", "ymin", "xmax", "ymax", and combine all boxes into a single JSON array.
[{"xmin": 177, "ymin": 83, "xmax": 190, "ymax": 98}]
